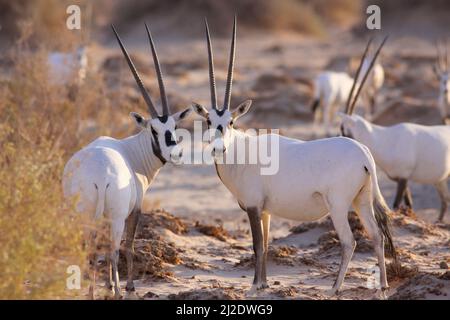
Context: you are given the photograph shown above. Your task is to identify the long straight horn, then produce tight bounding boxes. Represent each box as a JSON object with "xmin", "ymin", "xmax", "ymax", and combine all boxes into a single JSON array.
[
  {"xmin": 111, "ymin": 24, "xmax": 159, "ymax": 118},
  {"xmin": 349, "ymin": 36, "xmax": 388, "ymax": 115},
  {"xmin": 223, "ymin": 15, "xmax": 237, "ymax": 110},
  {"xmin": 145, "ymin": 23, "xmax": 169, "ymax": 116},
  {"xmin": 345, "ymin": 38, "xmax": 373, "ymax": 114},
  {"xmin": 204, "ymin": 18, "xmax": 218, "ymax": 110}
]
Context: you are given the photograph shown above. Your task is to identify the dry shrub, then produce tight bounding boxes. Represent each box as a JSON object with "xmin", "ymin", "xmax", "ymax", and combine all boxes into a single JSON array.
[
  {"xmin": 113, "ymin": 0, "xmax": 363, "ymax": 37},
  {"xmin": 0, "ymin": 41, "xmax": 87, "ymax": 299},
  {"xmin": 314, "ymin": 0, "xmax": 362, "ymax": 27},
  {"xmin": 118, "ymin": 239, "xmax": 181, "ymax": 280},
  {"xmin": 386, "ymin": 261, "xmax": 419, "ymax": 282},
  {"xmin": 0, "ymin": 21, "xmax": 133, "ymax": 298},
  {"xmin": 195, "ymin": 222, "xmax": 229, "ymax": 242},
  {"xmin": 138, "ymin": 210, "xmax": 189, "ymax": 238}
]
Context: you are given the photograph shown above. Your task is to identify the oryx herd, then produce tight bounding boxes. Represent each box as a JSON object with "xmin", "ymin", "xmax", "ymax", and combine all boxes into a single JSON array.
[{"xmin": 62, "ymin": 17, "xmax": 450, "ymax": 299}]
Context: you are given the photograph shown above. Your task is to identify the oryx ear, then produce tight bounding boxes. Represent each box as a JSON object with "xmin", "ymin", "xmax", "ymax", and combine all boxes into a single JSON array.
[
  {"xmin": 192, "ymin": 102, "xmax": 209, "ymax": 118},
  {"xmin": 232, "ymin": 100, "xmax": 252, "ymax": 120},
  {"xmin": 130, "ymin": 112, "xmax": 149, "ymax": 128},
  {"xmin": 173, "ymin": 107, "xmax": 192, "ymax": 123}
]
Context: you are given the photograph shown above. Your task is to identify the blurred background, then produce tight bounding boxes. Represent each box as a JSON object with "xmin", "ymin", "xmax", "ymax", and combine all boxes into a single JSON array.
[{"xmin": 1, "ymin": 0, "xmax": 449, "ymax": 299}]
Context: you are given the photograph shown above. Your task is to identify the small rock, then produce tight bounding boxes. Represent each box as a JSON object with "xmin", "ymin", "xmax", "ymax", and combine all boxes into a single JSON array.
[
  {"xmin": 439, "ymin": 261, "xmax": 448, "ymax": 269},
  {"xmin": 273, "ymin": 281, "xmax": 281, "ymax": 285},
  {"xmin": 143, "ymin": 291, "xmax": 159, "ymax": 298}
]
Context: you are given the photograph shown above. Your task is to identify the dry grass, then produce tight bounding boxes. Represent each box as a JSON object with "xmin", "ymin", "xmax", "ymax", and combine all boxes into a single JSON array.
[
  {"xmin": 113, "ymin": 0, "xmax": 363, "ymax": 37},
  {"xmin": 0, "ymin": 21, "xmax": 136, "ymax": 298}
]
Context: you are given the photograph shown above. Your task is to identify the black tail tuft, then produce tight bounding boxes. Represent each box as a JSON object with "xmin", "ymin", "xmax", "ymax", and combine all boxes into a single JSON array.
[{"xmin": 373, "ymin": 198, "xmax": 397, "ymax": 261}]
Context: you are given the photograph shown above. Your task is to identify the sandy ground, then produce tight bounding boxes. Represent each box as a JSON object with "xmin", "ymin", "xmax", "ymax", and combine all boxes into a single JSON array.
[{"xmin": 89, "ymin": 30, "xmax": 450, "ymax": 300}]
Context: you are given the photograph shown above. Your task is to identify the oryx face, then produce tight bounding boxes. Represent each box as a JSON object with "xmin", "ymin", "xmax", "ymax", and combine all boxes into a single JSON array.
[
  {"xmin": 193, "ymin": 101, "xmax": 252, "ymax": 158},
  {"xmin": 194, "ymin": 16, "xmax": 252, "ymax": 159},
  {"xmin": 131, "ymin": 110, "xmax": 191, "ymax": 164},
  {"xmin": 113, "ymin": 24, "xmax": 192, "ymax": 164},
  {"xmin": 434, "ymin": 41, "xmax": 450, "ymax": 122},
  {"xmin": 339, "ymin": 113, "xmax": 370, "ymax": 139}
]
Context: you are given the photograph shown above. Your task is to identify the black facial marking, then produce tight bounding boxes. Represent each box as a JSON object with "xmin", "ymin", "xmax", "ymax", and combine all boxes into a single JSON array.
[
  {"xmin": 150, "ymin": 126, "xmax": 166, "ymax": 164},
  {"xmin": 217, "ymin": 125, "xmax": 223, "ymax": 134},
  {"xmin": 216, "ymin": 108, "xmax": 226, "ymax": 116},
  {"xmin": 165, "ymin": 130, "xmax": 176, "ymax": 146},
  {"xmin": 158, "ymin": 115, "xmax": 169, "ymax": 123},
  {"xmin": 134, "ymin": 114, "xmax": 144, "ymax": 124},
  {"xmin": 179, "ymin": 109, "xmax": 190, "ymax": 119},
  {"xmin": 206, "ymin": 119, "xmax": 211, "ymax": 127},
  {"xmin": 364, "ymin": 166, "xmax": 369, "ymax": 175}
]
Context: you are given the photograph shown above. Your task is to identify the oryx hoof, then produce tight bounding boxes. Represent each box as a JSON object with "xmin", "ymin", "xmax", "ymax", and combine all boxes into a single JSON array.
[
  {"xmin": 325, "ymin": 288, "xmax": 339, "ymax": 298},
  {"xmin": 112, "ymin": 290, "xmax": 123, "ymax": 300},
  {"xmin": 260, "ymin": 282, "xmax": 270, "ymax": 289},
  {"xmin": 88, "ymin": 285, "xmax": 96, "ymax": 300},
  {"xmin": 101, "ymin": 286, "xmax": 115, "ymax": 299},
  {"xmin": 375, "ymin": 289, "xmax": 387, "ymax": 300},
  {"xmin": 125, "ymin": 290, "xmax": 140, "ymax": 300},
  {"xmin": 246, "ymin": 283, "xmax": 268, "ymax": 297}
]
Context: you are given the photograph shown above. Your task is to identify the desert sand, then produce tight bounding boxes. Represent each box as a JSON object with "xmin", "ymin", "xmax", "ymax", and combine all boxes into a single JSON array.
[{"xmin": 91, "ymin": 31, "xmax": 450, "ymax": 300}]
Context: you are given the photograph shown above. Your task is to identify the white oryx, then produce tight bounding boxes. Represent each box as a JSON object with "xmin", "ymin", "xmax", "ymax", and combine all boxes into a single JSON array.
[
  {"xmin": 361, "ymin": 57, "xmax": 384, "ymax": 115},
  {"xmin": 311, "ymin": 49, "xmax": 384, "ymax": 134},
  {"xmin": 63, "ymin": 25, "xmax": 191, "ymax": 299},
  {"xmin": 311, "ymin": 71, "xmax": 355, "ymax": 134},
  {"xmin": 433, "ymin": 41, "xmax": 450, "ymax": 124},
  {"xmin": 340, "ymin": 39, "xmax": 450, "ymax": 222},
  {"xmin": 193, "ymin": 18, "xmax": 396, "ymax": 296},
  {"xmin": 48, "ymin": 45, "xmax": 88, "ymax": 85}
]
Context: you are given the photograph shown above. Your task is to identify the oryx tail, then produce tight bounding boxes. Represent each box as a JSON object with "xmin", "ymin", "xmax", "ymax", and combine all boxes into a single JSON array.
[
  {"xmin": 364, "ymin": 156, "xmax": 397, "ymax": 260},
  {"xmin": 94, "ymin": 182, "xmax": 109, "ymax": 220}
]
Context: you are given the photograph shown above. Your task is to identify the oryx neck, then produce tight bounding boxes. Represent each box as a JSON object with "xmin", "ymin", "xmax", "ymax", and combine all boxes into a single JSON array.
[
  {"xmin": 214, "ymin": 128, "xmax": 248, "ymax": 176},
  {"xmin": 120, "ymin": 130, "xmax": 163, "ymax": 187}
]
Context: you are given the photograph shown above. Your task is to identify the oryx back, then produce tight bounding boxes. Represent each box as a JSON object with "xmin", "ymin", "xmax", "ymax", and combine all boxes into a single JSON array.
[{"xmin": 63, "ymin": 142, "xmax": 137, "ymax": 221}]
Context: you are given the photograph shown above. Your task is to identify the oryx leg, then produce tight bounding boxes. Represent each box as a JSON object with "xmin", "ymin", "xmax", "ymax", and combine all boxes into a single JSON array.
[
  {"xmin": 353, "ymin": 192, "xmax": 389, "ymax": 294},
  {"xmin": 87, "ymin": 231, "xmax": 98, "ymax": 300},
  {"xmin": 104, "ymin": 251, "xmax": 114, "ymax": 295},
  {"xmin": 261, "ymin": 211, "xmax": 271, "ymax": 288},
  {"xmin": 125, "ymin": 209, "xmax": 140, "ymax": 297},
  {"xmin": 328, "ymin": 200, "xmax": 356, "ymax": 295},
  {"xmin": 110, "ymin": 219, "xmax": 125, "ymax": 300},
  {"xmin": 322, "ymin": 94, "xmax": 335, "ymax": 137},
  {"xmin": 312, "ymin": 99, "xmax": 323, "ymax": 136},
  {"xmin": 435, "ymin": 180, "xmax": 449, "ymax": 222},
  {"xmin": 100, "ymin": 220, "xmax": 113, "ymax": 296},
  {"xmin": 246, "ymin": 206, "xmax": 264, "ymax": 293},
  {"xmin": 403, "ymin": 186, "xmax": 413, "ymax": 208},
  {"xmin": 393, "ymin": 179, "xmax": 408, "ymax": 210},
  {"xmin": 369, "ymin": 94, "xmax": 376, "ymax": 116},
  {"xmin": 323, "ymin": 98, "xmax": 334, "ymax": 136}
]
